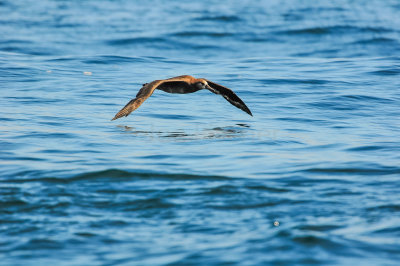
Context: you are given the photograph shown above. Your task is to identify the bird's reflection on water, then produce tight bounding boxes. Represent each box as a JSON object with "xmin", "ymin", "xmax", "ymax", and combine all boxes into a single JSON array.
[{"xmin": 116, "ymin": 123, "xmax": 251, "ymax": 140}]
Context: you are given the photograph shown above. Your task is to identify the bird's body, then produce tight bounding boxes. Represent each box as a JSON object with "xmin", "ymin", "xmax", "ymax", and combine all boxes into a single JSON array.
[{"xmin": 112, "ymin": 75, "xmax": 252, "ymax": 121}]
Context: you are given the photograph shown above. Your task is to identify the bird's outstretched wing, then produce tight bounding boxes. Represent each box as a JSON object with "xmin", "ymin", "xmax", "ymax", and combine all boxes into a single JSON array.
[
  {"xmin": 111, "ymin": 80, "xmax": 159, "ymax": 121},
  {"xmin": 111, "ymin": 78, "xmax": 195, "ymax": 121},
  {"xmin": 206, "ymin": 79, "xmax": 253, "ymax": 116},
  {"xmin": 111, "ymin": 97, "xmax": 145, "ymax": 121}
]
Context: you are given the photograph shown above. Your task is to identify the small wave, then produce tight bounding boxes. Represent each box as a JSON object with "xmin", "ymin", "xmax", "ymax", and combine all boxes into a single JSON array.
[
  {"xmin": 201, "ymin": 184, "xmax": 240, "ymax": 195},
  {"xmin": 367, "ymin": 204, "xmax": 400, "ymax": 212},
  {"xmin": 276, "ymin": 117, "xmax": 327, "ymax": 124},
  {"xmin": 52, "ymin": 23, "xmax": 82, "ymax": 29},
  {"xmin": 308, "ymin": 94, "xmax": 395, "ymax": 111},
  {"xmin": 0, "ymin": 46, "xmax": 57, "ymax": 56},
  {"xmin": 15, "ymin": 132, "xmax": 78, "ymax": 140},
  {"xmin": 0, "ymin": 117, "xmax": 14, "ymax": 122},
  {"xmin": 170, "ymin": 31, "xmax": 234, "ymax": 38},
  {"xmin": 352, "ymin": 37, "xmax": 398, "ymax": 45},
  {"xmin": 346, "ymin": 145, "xmax": 399, "ymax": 152},
  {"xmin": 372, "ymin": 226, "xmax": 400, "ymax": 234},
  {"xmin": 281, "ymin": 27, "xmax": 331, "ymax": 35},
  {"xmin": 294, "ymin": 224, "xmax": 341, "ymax": 232},
  {"xmin": 242, "ymin": 36, "xmax": 281, "ymax": 43},
  {"xmin": 277, "ymin": 25, "xmax": 392, "ymax": 36},
  {"xmin": 0, "ymin": 39, "xmax": 33, "ymax": 45},
  {"xmin": 245, "ymin": 184, "xmax": 290, "ymax": 193},
  {"xmin": 259, "ymin": 78, "xmax": 329, "ymax": 85},
  {"xmin": 6, "ymin": 96, "xmax": 63, "ymax": 105},
  {"xmin": 295, "ymin": 6, "xmax": 346, "ymax": 13},
  {"xmin": 194, "ymin": 15, "xmax": 241, "ymax": 22},
  {"xmin": 105, "ymin": 36, "xmax": 166, "ymax": 46},
  {"xmin": 0, "ymin": 199, "xmax": 28, "ymax": 208},
  {"xmin": 13, "ymin": 157, "xmax": 46, "ymax": 161},
  {"xmin": 335, "ymin": 94, "xmax": 395, "ymax": 103},
  {"xmin": 146, "ymin": 113, "xmax": 195, "ymax": 120},
  {"xmin": 208, "ymin": 199, "xmax": 300, "ymax": 210},
  {"xmin": 82, "ymin": 55, "xmax": 148, "ymax": 65},
  {"xmin": 3, "ymin": 169, "xmax": 230, "ymax": 184},
  {"xmin": 291, "ymin": 234, "xmax": 347, "ymax": 253},
  {"xmin": 369, "ymin": 68, "xmax": 400, "ymax": 76},
  {"xmin": 15, "ymin": 238, "xmax": 63, "ymax": 251},
  {"xmin": 303, "ymin": 166, "xmax": 400, "ymax": 176},
  {"xmin": 120, "ymin": 198, "xmax": 176, "ymax": 211}
]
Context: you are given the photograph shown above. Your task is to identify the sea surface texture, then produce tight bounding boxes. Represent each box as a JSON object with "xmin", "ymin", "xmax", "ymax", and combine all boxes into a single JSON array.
[{"xmin": 1, "ymin": 0, "xmax": 400, "ymax": 265}]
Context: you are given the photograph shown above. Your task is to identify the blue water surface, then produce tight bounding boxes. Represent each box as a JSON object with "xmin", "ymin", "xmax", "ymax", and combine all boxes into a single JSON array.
[{"xmin": 1, "ymin": 0, "xmax": 400, "ymax": 265}]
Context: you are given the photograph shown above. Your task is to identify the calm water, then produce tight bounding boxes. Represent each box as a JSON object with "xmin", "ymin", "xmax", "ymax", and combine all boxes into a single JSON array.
[{"xmin": 1, "ymin": 0, "xmax": 400, "ymax": 265}]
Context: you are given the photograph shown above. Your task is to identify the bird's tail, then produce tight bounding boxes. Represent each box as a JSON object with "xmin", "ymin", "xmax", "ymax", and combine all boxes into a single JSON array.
[{"xmin": 111, "ymin": 98, "xmax": 144, "ymax": 121}]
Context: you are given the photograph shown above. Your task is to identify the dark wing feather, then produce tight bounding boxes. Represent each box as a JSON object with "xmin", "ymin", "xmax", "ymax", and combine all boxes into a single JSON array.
[
  {"xmin": 157, "ymin": 81, "xmax": 195, "ymax": 94},
  {"xmin": 206, "ymin": 80, "xmax": 253, "ymax": 116}
]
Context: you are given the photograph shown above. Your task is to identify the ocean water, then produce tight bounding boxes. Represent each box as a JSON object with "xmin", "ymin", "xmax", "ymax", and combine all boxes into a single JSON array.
[{"xmin": 1, "ymin": 0, "xmax": 400, "ymax": 265}]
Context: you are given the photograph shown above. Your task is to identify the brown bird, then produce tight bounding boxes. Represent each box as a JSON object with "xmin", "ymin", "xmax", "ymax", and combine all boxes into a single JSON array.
[{"xmin": 112, "ymin": 75, "xmax": 252, "ymax": 120}]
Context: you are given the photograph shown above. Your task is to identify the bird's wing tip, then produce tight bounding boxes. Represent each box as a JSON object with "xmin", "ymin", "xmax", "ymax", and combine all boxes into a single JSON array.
[
  {"xmin": 243, "ymin": 106, "xmax": 253, "ymax": 116},
  {"xmin": 111, "ymin": 114, "xmax": 120, "ymax": 121},
  {"xmin": 111, "ymin": 112, "xmax": 125, "ymax": 121}
]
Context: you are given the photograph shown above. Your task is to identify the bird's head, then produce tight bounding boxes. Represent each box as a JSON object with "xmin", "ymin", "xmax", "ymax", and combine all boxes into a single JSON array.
[{"xmin": 194, "ymin": 79, "xmax": 209, "ymax": 90}]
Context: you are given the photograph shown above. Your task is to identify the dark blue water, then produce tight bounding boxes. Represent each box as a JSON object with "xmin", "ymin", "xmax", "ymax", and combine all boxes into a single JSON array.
[{"xmin": 1, "ymin": 0, "xmax": 400, "ymax": 265}]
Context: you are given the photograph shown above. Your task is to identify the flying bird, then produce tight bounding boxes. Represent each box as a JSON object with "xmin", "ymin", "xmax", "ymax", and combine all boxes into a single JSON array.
[{"xmin": 112, "ymin": 75, "xmax": 252, "ymax": 120}]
